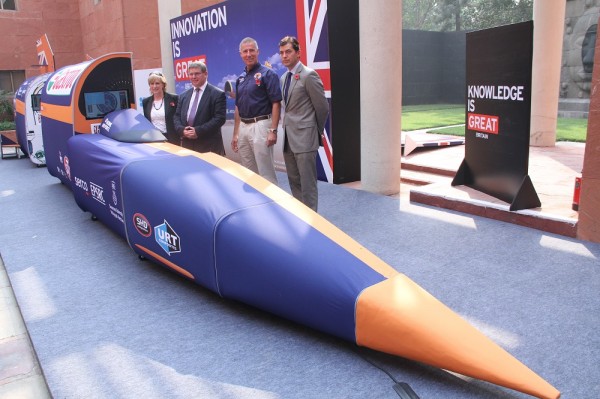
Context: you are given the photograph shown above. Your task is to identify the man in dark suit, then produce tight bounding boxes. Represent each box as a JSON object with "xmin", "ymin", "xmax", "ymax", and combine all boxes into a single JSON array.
[
  {"xmin": 174, "ymin": 61, "xmax": 226, "ymax": 155},
  {"xmin": 279, "ymin": 36, "xmax": 329, "ymax": 211}
]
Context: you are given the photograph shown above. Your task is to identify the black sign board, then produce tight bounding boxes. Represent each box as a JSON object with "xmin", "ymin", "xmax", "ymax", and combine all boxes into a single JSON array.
[{"xmin": 452, "ymin": 21, "xmax": 540, "ymax": 211}]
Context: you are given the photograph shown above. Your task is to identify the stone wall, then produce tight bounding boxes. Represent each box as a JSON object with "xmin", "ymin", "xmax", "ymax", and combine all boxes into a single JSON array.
[
  {"xmin": 559, "ymin": 0, "xmax": 600, "ymax": 117},
  {"xmin": 577, "ymin": 4, "xmax": 600, "ymax": 244},
  {"xmin": 402, "ymin": 29, "xmax": 466, "ymax": 105}
]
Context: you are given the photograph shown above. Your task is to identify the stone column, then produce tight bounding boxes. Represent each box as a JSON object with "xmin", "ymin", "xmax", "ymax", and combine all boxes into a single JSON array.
[
  {"xmin": 577, "ymin": 14, "xmax": 600, "ymax": 244},
  {"xmin": 530, "ymin": 0, "xmax": 566, "ymax": 146},
  {"xmin": 359, "ymin": 0, "xmax": 402, "ymax": 195},
  {"xmin": 157, "ymin": 0, "xmax": 182, "ymax": 90}
]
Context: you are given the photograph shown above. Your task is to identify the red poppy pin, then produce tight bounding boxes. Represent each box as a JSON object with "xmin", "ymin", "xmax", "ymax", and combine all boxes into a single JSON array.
[
  {"xmin": 169, "ymin": 102, "xmax": 175, "ymax": 107},
  {"xmin": 294, "ymin": 74, "xmax": 300, "ymax": 80}
]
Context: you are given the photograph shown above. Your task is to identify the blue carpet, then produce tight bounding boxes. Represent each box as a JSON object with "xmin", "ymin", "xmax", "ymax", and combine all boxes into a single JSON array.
[{"xmin": 1, "ymin": 156, "xmax": 599, "ymax": 399}]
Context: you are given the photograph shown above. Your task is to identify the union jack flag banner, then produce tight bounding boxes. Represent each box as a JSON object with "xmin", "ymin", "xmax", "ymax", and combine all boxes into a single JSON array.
[
  {"xmin": 296, "ymin": 0, "xmax": 333, "ymax": 181},
  {"xmin": 170, "ymin": 0, "xmax": 337, "ymax": 182},
  {"xmin": 36, "ymin": 33, "xmax": 55, "ymax": 72}
]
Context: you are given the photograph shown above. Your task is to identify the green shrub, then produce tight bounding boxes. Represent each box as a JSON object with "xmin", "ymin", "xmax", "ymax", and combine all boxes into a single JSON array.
[
  {"xmin": 0, "ymin": 120, "xmax": 16, "ymax": 131},
  {"xmin": 0, "ymin": 90, "xmax": 15, "ymax": 123}
]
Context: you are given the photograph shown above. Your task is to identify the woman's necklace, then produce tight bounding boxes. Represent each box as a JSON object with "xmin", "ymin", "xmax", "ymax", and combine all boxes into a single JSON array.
[{"xmin": 153, "ymin": 97, "xmax": 164, "ymax": 110}]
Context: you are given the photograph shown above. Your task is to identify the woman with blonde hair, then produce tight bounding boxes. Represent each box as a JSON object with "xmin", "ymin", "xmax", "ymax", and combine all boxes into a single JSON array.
[{"xmin": 142, "ymin": 71, "xmax": 179, "ymax": 145}]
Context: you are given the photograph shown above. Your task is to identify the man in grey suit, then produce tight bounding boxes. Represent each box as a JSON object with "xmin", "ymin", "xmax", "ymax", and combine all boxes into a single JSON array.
[
  {"xmin": 279, "ymin": 36, "xmax": 329, "ymax": 211},
  {"xmin": 174, "ymin": 61, "xmax": 226, "ymax": 155}
]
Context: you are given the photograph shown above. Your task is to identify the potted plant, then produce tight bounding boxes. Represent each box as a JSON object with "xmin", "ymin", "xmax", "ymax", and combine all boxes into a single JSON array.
[
  {"xmin": 0, "ymin": 120, "xmax": 16, "ymax": 131},
  {"xmin": 0, "ymin": 91, "xmax": 19, "ymax": 158}
]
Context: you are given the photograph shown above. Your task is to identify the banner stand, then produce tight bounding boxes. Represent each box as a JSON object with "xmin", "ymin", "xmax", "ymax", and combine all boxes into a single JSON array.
[
  {"xmin": 452, "ymin": 21, "xmax": 541, "ymax": 212},
  {"xmin": 510, "ymin": 175, "xmax": 541, "ymax": 211},
  {"xmin": 451, "ymin": 162, "xmax": 540, "ymax": 211},
  {"xmin": 451, "ymin": 160, "xmax": 472, "ymax": 186}
]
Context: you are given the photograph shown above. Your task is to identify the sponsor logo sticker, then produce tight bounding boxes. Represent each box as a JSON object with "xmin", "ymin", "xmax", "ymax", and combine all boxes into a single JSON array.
[
  {"xmin": 90, "ymin": 182, "xmax": 105, "ymax": 205},
  {"xmin": 133, "ymin": 213, "xmax": 152, "ymax": 237},
  {"xmin": 111, "ymin": 181, "xmax": 118, "ymax": 206},
  {"xmin": 154, "ymin": 220, "xmax": 181, "ymax": 255},
  {"xmin": 46, "ymin": 64, "xmax": 87, "ymax": 95}
]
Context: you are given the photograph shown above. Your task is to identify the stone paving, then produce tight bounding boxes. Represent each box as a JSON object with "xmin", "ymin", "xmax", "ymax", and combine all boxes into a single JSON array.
[
  {"xmin": 0, "ymin": 257, "xmax": 51, "ymax": 399},
  {"xmin": 404, "ymin": 140, "xmax": 585, "ymax": 238},
  {"xmin": 1, "ymin": 146, "xmax": 52, "ymax": 399},
  {"xmin": 404, "ymin": 139, "xmax": 584, "ymax": 221}
]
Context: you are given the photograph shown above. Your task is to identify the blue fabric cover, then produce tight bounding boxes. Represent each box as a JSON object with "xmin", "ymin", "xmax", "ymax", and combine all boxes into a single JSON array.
[
  {"xmin": 99, "ymin": 109, "xmax": 166, "ymax": 143},
  {"xmin": 121, "ymin": 156, "xmax": 274, "ymax": 292},
  {"xmin": 66, "ymin": 124, "xmax": 388, "ymax": 342},
  {"xmin": 120, "ymin": 156, "xmax": 386, "ymax": 341},
  {"xmin": 66, "ymin": 134, "xmax": 178, "ymax": 238}
]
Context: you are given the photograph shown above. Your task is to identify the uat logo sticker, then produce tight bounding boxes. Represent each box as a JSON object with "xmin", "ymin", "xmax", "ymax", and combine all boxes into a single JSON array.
[{"xmin": 133, "ymin": 213, "xmax": 152, "ymax": 237}]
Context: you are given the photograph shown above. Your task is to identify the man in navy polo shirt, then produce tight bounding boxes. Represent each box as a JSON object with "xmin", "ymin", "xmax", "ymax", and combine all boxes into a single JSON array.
[{"xmin": 231, "ymin": 37, "xmax": 282, "ymax": 185}]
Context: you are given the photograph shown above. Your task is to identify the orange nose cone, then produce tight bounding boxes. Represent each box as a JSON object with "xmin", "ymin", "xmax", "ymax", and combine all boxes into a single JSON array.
[{"xmin": 355, "ymin": 274, "xmax": 560, "ymax": 399}]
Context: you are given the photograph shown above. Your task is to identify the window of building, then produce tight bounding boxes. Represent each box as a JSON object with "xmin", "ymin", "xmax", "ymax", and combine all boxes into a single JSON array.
[
  {"xmin": 0, "ymin": 70, "xmax": 26, "ymax": 93},
  {"xmin": 0, "ymin": 0, "xmax": 16, "ymax": 11}
]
